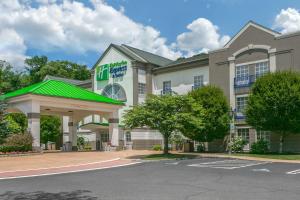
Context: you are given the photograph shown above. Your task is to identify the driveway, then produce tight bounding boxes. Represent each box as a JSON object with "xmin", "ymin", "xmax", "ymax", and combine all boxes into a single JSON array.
[
  {"xmin": 0, "ymin": 150, "xmax": 157, "ymax": 179},
  {"xmin": 0, "ymin": 150, "xmax": 155, "ymax": 172},
  {"xmin": 0, "ymin": 157, "xmax": 300, "ymax": 200}
]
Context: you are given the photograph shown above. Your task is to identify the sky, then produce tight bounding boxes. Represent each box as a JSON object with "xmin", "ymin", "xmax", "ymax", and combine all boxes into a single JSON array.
[{"xmin": 0, "ymin": 0, "xmax": 300, "ymax": 71}]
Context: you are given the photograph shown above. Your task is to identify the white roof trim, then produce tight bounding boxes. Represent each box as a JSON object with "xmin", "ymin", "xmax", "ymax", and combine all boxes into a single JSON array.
[
  {"xmin": 224, "ymin": 22, "xmax": 280, "ymax": 48},
  {"xmin": 232, "ymin": 44, "xmax": 271, "ymax": 57}
]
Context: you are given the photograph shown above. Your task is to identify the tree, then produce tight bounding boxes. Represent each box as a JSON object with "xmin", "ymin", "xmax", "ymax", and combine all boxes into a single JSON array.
[
  {"xmin": 24, "ymin": 56, "xmax": 91, "ymax": 84},
  {"xmin": 6, "ymin": 113, "xmax": 27, "ymax": 133},
  {"xmin": 246, "ymin": 71, "xmax": 300, "ymax": 153},
  {"xmin": 123, "ymin": 94, "xmax": 190, "ymax": 154},
  {"xmin": 40, "ymin": 115, "xmax": 61, "ymax": 149},
  {"xmin": 0, "ymin": 98, "xmax": 9, "ymax": 144},
  {"xmin": 0, "ymin": 61, "xmax": 25, "ymax": 94},
  {"xmin": 184, "ymin": 85, "xmax": 230, "ymax": 142},
  {"xmin": 25, "ymin": 56, "xmax": 48, "ymax": 84}
]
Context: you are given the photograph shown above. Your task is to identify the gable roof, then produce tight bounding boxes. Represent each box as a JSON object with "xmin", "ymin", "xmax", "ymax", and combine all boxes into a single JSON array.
[
  {"xmin": 224, "ymin": 21, "xmax": 281, "ymax": 48},
  {"xmin": 2, "ymin": 80, "xmax": 123, "ymax": 105},
  {"xmin": 44, "ymin": 75, "xmax": 92, "ymax": 86},
  {"xmin": 164, "ymin": 53, "xmax": 208, "ymax": 68},
  {"xmin": 92, "ymin": 43, "xmax": 173, "ymax": 69},
  {"xmin": 122, "ymin": 44, "xmax": 173, "ymax": 67}
]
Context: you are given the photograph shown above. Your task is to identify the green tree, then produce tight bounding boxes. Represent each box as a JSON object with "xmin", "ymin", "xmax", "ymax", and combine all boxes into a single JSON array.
[
  {"xmin": 24, "ymin": 56, "xmax": 91, "ymax": 84},
  {"xmin": 7, "ymin": 113, "xmax": 27, "ymax": 133},
  {"xmin": 0, "ymin": 61, "xmax": 25, "ymax": 94},
  {"xmin": 25, "ymin": 56, "xmax": 48, "ymax": 83},
  {"xmin": 123, "ymin": 94, "xmax": 191, "ymax": 154},
  {"xmin": 246, "ymin": 71, "xmax": 300, "ymax": 153},
  {"xmin": 185, "ymin": 85, "xmax": 230, "ymax": 142},
  {"xmin": 40, "ymin": 115, "xmax": 61, "ymax": 149},
  {"xmin": 0, "ymin": 98, "xmax": 9, "ymax": 144}
]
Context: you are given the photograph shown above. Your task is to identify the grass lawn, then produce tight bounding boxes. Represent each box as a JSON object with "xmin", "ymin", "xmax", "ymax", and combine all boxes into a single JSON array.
[
  {"xmin": 143, "ymin": 153, "xmax": 198, "ymax": 160},
  {"xmin": 232, "ymin": 153, "xmax": 300, "ymax": 160}
]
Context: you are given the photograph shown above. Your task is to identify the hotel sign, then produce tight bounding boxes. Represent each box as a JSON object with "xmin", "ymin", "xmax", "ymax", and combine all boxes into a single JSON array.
[{"xmin": 96, "ymin": 60, "xmax": 127, "ymax": 81}]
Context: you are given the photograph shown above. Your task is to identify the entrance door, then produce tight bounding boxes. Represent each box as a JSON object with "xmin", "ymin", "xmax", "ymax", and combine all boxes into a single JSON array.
[{"xmin": 100, "ymin": 132, "xmax": 109, "ymax": 151}]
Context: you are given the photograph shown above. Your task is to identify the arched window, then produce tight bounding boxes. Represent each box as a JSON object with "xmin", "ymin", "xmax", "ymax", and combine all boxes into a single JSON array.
[{"xmin": 102, "ymin": 83, "xmax": 127, "ymax": 101}]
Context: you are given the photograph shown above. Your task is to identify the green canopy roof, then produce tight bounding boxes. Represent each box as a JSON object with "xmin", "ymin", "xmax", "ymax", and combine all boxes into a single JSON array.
[{"xmin": 1, "ymin": 80, "xmax": 123, "ymax": 105}]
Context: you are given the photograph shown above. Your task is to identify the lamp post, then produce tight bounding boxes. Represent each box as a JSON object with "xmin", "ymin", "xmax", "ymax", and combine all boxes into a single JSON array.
[{"xmin": 229, "ymin": 107, "xmax": 236, "ymax": 155}]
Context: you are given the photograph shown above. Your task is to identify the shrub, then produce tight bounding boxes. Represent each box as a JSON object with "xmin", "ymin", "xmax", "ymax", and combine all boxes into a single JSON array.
[
  {"xmin": 77, "ymin": 136, "xmax": 85, "ymax": 150},
  {"xmin": 5, "ymin": 133, "xmax": 33, "ymax": 150},
  {"xmin": 229, "ymin": 137, "xmax": 247, "ymax": 153},
  {"xmin": 250, "ymin": 140, "xmax": 269, "ymax": 154},
  {"xmin": 196, "ymin": 143, "xmax": 205, "ymax": 152},
  {"xmin": 0, "ymin": 145, "xmax": 32, "ymax": 153},
  {"xmin": 152, "ymin": 144, "xmax": 162, "ymax": 151}
]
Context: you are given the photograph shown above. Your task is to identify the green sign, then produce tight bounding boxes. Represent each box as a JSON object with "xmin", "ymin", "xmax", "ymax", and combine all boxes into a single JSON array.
[
  {"xmin": 96, "ymin": 64, "xmax": 109, "ymax": 81},
  {"xmin": 96, "ymin": 61, "xmax": 127, "ymax": 81}
]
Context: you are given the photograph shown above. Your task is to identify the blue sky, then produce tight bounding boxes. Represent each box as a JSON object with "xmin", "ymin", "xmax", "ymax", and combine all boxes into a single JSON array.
[{"xmin": 0, "ymin": 0, "xmax": 299, "ymax": 70}]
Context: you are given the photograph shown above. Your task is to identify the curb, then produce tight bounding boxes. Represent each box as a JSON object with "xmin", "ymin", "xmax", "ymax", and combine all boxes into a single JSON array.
[
  {"xmin": 195, "ymin": 153, "xmax": 300, "ymax": 164},
  {"xmin": 0, "ymin": 152, "xmax": 42, "ymax": 158}
]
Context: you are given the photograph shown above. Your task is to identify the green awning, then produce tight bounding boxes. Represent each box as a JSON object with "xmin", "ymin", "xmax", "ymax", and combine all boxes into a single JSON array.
[{"xmin": 1, "ymin": 80, "xmax": 123, "ymax": 105}]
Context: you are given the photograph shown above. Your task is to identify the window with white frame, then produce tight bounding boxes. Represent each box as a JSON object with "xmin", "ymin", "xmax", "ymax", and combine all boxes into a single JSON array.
[
  {"xmin": 163, "ymin": 81, "xmax": 171, "ymax": 92},
  {"xmin": 237, "ymin": 128, "xmax": 249, "ymax": 143},
  {"xmin": 255, "ymin": 61, "xmax": 269, "ymax": 78},
  {"xmin": 236, "ymin": 65, "xmax": 249, "ymax": 85},
  {"xmin": 138, "ymin": 83, "xmax": 146, "ymax": 95},
  {"xmin": 194, "ymin": 75, "xmax": 204, "ymax": 89},
  {"xmin": 236, "ymin": 96, "xmax": 248, "ymax": 113},
  {"xmin": 256, "ymin": 130, "xmax": 270, "ymax": 142}
]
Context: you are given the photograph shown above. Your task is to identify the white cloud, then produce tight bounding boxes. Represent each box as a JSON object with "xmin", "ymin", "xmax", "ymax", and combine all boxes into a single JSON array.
[
  {"xmin": 176, "ymin": 18, "xmax": 230, "ymax": 56},
  {"xmin": 0, "ymin": 28, "xmax": 27, "ymax": 69},
  {"xmin": 0, "ymin": 1, "xmax": 231, "ymax": 69},
  {"xmin": 274, "ymin": 8, "xmax": 300, "ymax": 34},
  {"xmin": 0, "ymin": 0, "xmax": 182, "ymax": 68}
]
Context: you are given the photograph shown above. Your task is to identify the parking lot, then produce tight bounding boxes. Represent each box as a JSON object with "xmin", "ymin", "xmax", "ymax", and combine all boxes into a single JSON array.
[{"xmin": 0, "ymin": 157, "xmax": 300, "ymax": 200}]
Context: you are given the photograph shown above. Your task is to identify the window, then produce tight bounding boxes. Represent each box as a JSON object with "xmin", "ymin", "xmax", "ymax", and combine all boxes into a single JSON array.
[
  {"xmin": 236, "ymin": 96, "xmax": 248, "ymax": 113},
  {"xmin": 102, "ymin": 83, "xmax": 127, "ymax": 101},
  {"xmin": 162, "ymin": 81, "xmax": 171, "ymax": 94},
  {"xmin": 236, "ymin": 65, "xmax": 249, "ymax": 85},
  {"xmin": 237, "ymin": 128, "xmax": 249, "ymax": 143},
  {"xmin": 257, "ymin": 130, "xmax": 270, "ymax": 142},
  {"xmin": 255, "ymin": 61, "xmax": 269, "ymax": 78},
  {"xmin": 138, "ymin": 83, "xmax": 146, "ymax": 95},
  {"xmin": 194, "ymin": 75, "xmax": 204, "ymax": 89},
  {"xmin": 125, "ymin": 132, "xmax": 131, "ymax": 142},
  {"xmin": 101, "ymin": 133, "xmax": 109, "ymax": 143}
]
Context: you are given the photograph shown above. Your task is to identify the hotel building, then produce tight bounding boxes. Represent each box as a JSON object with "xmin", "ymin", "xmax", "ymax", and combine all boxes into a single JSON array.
[{"xmin": 58, "ymin": 21, "xmax": 300, "ymax": 152}]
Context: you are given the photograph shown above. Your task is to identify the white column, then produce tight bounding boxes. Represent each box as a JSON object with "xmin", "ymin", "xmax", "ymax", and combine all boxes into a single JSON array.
[
  {"xmin": 68, "ymin": 116, "xmax": 78, "ymax": 151},
  {"xmin": 109, "ymin": 111, "xmax": 119, "ymax": 146},
  {"xmin": 269, "ymin": 48, "xmax": 276, "ymax": 72},
  {"xmin": 23, "ymin": 101, "xmax": 41, "ymax": 151},
  {"xmin": 27, "ymin": 113, "xmax": 41, "ymax": 151},
  {"xmin": 228, "ymin": 57, "xmax": 236, "ymax": 109}
]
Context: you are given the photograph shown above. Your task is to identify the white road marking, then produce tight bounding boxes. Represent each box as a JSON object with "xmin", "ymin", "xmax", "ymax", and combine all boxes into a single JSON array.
[
  {"xmin": 0, "ymin": 162, "xmax": 142, "ymax": 180},
  {"xmin": 188, "ymin": 159, "xmax": 270, "ymax": 169},
  {"xmin": 165, "ymin": 162, "xmax": 180, "ymax": 165},
  {"xmin": 286, "ymin": 169, "xmax": 300, "ymax": 175},
  {"xmin": 0, "ymin": 158, "xmax": 121, "ymax": 173},
  {"xmin": 252, "ymin": 168, "xmax": 271, "ymax": 172}
]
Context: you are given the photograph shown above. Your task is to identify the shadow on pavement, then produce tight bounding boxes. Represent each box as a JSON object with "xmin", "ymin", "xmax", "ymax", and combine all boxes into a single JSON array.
[{"xmin": 0, "ymin": 190, "xmax": 98, "ymax": 200}]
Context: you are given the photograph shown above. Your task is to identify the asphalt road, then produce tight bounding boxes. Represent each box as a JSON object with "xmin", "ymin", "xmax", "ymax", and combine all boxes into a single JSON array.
[{"xmin": 0, "ymin": 157, "xmax": 300, "ymax": 200}]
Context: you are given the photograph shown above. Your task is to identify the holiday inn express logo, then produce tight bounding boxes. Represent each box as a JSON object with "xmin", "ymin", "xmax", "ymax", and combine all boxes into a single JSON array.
[
  {"xmin": 96, "ymin": 60, "xmax": 127, "ymax": 81},
  {"xmin": 96, "ymin": 64, "xmax": 110, "ymax": 81}
]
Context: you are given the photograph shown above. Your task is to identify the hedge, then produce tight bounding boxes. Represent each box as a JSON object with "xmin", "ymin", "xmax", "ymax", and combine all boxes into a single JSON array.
[{"xmin": 0, "ymin": 145, "xmax": 32, "ymax": 153}]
